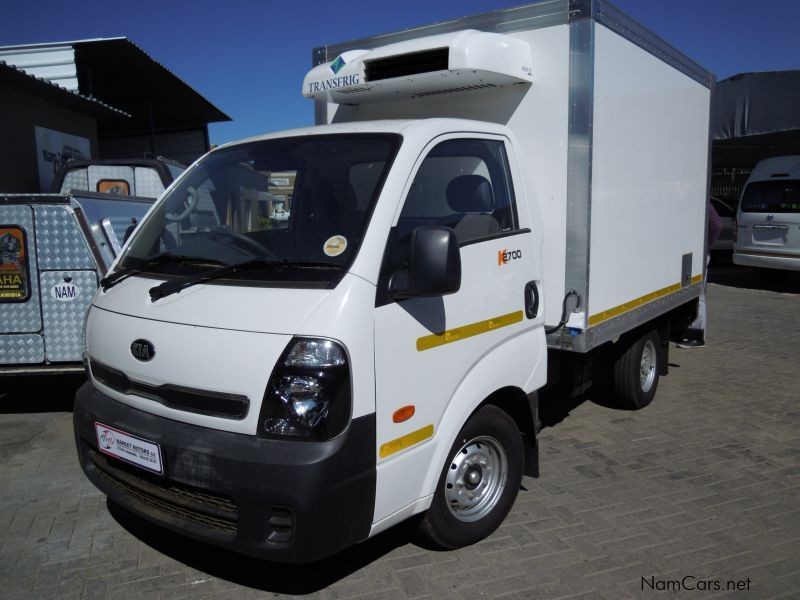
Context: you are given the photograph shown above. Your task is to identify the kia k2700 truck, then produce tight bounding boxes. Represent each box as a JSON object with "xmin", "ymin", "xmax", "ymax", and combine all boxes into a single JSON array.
[{"xmin": 74, "ymin": 0, "xmax": 712, "ymax": 562}]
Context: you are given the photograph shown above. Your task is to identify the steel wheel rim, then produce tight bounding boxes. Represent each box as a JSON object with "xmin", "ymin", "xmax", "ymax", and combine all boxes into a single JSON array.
[
  {"xmin": 640, "ymin": 339, "xmax": 657, "ymax": 392},
  {"xmin": 444, "ymin": 435, "xmax": 508, "ymax": 522}
]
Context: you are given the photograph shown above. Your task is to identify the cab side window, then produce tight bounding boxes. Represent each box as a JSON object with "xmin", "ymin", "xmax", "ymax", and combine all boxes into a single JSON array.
[{"xmin": 397, "ymin": 138, "xmax": 518, "ymax": 245}]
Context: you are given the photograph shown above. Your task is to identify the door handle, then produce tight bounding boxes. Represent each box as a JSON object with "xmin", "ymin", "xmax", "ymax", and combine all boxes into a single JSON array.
[{"xmin": 524, "ymin": 281, "xmax": 539, "ymax": 319}]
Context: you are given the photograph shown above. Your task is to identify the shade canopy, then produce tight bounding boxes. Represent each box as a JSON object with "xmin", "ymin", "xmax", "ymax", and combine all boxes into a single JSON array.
[
  {"xmin": 72, "ymin": 38, "xmax": 230, "ymax": 134},
  {"xmin": 712, "ymin": 70, "xmax": 800, "ymax": 168}
]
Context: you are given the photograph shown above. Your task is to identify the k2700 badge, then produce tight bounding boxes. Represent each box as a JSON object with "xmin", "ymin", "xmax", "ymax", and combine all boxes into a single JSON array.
[{"xmin": 498, "ymin": 248, "xmax": 522, "ymax": 266}]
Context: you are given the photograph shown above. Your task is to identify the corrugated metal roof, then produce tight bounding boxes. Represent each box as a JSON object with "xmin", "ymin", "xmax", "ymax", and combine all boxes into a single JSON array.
[
  {"xmin": 0, "ymin": 60, "xmax": 130, "ymax": 118},
  {"xmin": 0, "ymin": 44, "xmax": 78, "ymax": 90},
  {"xmin": 0, "ymin": 37, "xmax": 230, "ymax": 124},
  {"xmin": 0, "ymin": 38, "xmax": 127, "ymax": 93}
]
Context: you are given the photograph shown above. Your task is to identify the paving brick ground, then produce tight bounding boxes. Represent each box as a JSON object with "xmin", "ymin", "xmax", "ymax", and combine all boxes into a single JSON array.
[{"xmin": 1, "ymin": 266, "xmax": 798, "ymax": 599}]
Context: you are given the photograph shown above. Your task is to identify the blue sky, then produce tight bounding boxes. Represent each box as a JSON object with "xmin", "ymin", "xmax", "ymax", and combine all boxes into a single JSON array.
[{"xmin": 3, "ymin": 0, "xmax": 799, "ymax": 145}]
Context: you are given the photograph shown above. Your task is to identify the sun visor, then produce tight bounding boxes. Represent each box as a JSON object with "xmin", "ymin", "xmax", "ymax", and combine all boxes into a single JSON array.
[{"xmin": 303, "ymin": 30, "xmax": 533, "ymax": 104}]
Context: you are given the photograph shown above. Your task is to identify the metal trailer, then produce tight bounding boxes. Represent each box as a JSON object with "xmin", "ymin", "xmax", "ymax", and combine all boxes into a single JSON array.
[
  {"xmin": 311, "ymin": 0, "xmax": 715, "ymax": 355},
  {"xmin": 0, "ymin": 193, "xmax": 154, "ymax": 375}
]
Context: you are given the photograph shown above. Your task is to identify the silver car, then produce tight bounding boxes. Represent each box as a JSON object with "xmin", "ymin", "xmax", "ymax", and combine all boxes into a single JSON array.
[{"xmin": 733, "ymin": 156, "xmax": 800, "ymax": 281}]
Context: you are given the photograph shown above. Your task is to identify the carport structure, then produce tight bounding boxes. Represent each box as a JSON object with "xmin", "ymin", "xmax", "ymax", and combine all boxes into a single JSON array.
[
  {"xmin": 0, "ymin": 38, "xmax": 230, "ymax": 166},
  {"xmin": 711, "ymin": 70, "xmax": 800, "ymax": 203}
]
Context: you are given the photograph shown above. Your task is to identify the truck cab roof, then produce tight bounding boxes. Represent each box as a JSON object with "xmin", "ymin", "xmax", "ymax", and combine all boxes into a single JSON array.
[{"xmin": 225, "ymin": 118, "xmax": 513, "ymax": 148}]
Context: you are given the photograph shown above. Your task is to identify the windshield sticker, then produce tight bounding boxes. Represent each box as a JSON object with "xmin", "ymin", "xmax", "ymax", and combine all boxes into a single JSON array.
[
  {"xmin": 0, "ymin": 226, "xmax": 30, "ymax": 302},
  {"xmin": 324, "ymin": 235, "xmax": 348, "ymax": 257}
]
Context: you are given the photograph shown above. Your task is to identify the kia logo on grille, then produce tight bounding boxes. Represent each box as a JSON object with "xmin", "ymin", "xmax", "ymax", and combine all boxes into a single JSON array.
[{"xmin": 130, "ymin": 339, "xmax": 155, "ymax": 362}]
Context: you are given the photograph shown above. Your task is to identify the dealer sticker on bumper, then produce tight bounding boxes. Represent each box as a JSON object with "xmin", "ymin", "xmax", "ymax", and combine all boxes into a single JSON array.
[{"xmin": 95, "ymin": 422, "xmax": 163, "ymax": 474}]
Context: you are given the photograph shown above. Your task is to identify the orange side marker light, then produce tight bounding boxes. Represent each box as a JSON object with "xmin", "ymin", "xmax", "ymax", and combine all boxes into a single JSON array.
[{"xmin": 392, "ymin": 405, "xmax": 415, "ymax": 423}]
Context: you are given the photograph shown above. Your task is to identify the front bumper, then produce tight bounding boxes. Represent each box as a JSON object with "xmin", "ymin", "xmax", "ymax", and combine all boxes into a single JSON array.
[{"xmin": 74, "ymin": 382, "xmax": 376, "ymax": 563}]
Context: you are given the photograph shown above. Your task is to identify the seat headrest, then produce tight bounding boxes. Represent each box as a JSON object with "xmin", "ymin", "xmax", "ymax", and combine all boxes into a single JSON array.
[{"xmin": 446, "ymin": 175, "xmax": 495, "ymax": 213}]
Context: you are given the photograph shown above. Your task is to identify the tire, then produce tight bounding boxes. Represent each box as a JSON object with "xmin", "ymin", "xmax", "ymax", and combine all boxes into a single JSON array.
[
  {"xmin": 418, "ymin": 405, "xmax": 524, "ymax": 549},
  {"xmin": 611, "ymin": 329, "xmax": 661, "ymax": 410}
]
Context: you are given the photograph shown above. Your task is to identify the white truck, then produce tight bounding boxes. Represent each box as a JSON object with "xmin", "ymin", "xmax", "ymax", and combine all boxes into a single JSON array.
[{"xmin": 73, "ymin": 0, "xmax": 712, "ymax": 562}]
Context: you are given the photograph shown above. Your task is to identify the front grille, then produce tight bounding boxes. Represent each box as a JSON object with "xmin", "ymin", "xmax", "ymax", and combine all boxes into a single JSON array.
[
  {"xmin": 87, "ymin": 447, "xmax": 238, "ymax": 538},
  {"xmin": 90, "ymin": 358, "xmax": 249, "ymax": 419},
  {"xmin": 364, "ymin": 48, "xmax": 449, "ymax": 82}
]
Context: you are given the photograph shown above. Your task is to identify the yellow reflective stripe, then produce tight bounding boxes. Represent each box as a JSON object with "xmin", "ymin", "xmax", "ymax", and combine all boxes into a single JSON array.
[
  {"xmin": 379, "ymin": 424, "xmax": 434, "ymax": 459},
  {"xmin": 416, "ymin": 310, "xmax": 524, "ymax": 352},
  {"xmin": 588, "ymin": 275, "xmax": 703, "ymax": 327}
]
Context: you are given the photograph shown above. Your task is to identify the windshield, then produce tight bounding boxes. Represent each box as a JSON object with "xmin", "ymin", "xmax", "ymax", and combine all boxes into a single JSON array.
[
  {"xmin": 119, "ymin": 134, "xmax": 400, "ymax": 286},
  {"xmin": 740, "ymin": 180, "xmax": 800, "ymax": 213},
  {"xmin": 165, "ymin": 163, "xmax": 186, "ymax": 181}
]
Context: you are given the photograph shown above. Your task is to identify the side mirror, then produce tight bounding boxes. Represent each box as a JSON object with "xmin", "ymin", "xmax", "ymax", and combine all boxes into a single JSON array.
[{"xmin": 389, "ymin": 226, "xmax": 461, "ymax": 299}]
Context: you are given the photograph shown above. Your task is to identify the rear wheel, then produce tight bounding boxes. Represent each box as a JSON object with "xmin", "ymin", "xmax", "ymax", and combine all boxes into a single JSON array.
[
  {"xmin": 611, "ymin": 330, "xmax": 661, "ymax": 410},
  {"xmin": 419, "ymin": 405, "xmax": 524, "ymax": 549}
]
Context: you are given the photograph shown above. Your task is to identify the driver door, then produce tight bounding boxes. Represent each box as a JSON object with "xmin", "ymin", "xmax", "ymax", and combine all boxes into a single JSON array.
[{"xmin": 372, "ymin": 134, "xmax": 545, "ymax": 524}]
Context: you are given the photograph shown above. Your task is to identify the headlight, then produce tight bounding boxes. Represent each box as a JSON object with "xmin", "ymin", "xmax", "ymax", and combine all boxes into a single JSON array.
[
  {"xmin": 260, "ymin": 337, "xmax": 351, "ymax": 441},
  {"xmin": 284, "ymin": 339, "xmax": 346, "ymax": 368}
]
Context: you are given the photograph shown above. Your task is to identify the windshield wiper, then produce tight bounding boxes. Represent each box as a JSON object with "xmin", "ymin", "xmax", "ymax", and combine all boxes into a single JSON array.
[
  {"xmin": 148, "ymin": 258, "xmax": 341, "ymax": 302},
  {"xmin": 101, "ymin": 255, "xmax": 224, "ymax": 292}
]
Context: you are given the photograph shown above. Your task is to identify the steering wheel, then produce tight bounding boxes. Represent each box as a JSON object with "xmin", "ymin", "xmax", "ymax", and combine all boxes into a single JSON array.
[
  {"xmin": 208, "ymin": 228, "xmax": 277, "ymax": 259},
  {"xmin": 165, "ymin": 186, "xmax": 200, "ymax": 222}
]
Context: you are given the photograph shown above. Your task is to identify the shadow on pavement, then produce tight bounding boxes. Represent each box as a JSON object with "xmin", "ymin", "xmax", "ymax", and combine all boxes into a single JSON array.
[
  {"xmin": 0, "ymin": 374, "xmax": 84, "ymax": 414},
  {"xmin": 708, "ymin": 264, "xmax": 800, "ymax": 294},
  {"xmin": 539, "ymin": 393, "xmax": 588, "ymax": 429},
  {"xmin": 108, "ymin": 500, "xmax": 422, "ymax": 594}
]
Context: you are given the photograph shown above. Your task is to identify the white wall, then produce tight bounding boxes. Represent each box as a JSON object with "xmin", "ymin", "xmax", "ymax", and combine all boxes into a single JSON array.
[{"xmin": 588, "ymin": 24, "xmax": 709, "ymax": 319}]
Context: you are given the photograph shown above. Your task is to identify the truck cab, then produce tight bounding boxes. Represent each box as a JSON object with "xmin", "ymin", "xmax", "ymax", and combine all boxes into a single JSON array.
[{"xmin": 75, "ymin": 119, "xmax": 546, "ymax": 561}]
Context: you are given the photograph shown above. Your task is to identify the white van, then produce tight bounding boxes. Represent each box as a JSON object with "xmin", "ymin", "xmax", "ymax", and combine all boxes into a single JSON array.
[
  {"xmin": 733, "ymin": 155, "xmax": 800, "ymax": 281},
  {"xmin": 73, "ymin": 1, "xmax": 712, "ymax": 562}
]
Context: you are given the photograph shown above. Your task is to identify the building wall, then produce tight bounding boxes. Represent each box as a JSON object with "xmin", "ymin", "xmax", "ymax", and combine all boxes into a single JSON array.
[{"xmin": 0, "ymin": 86, "xmax": 98, "ymax": 192}]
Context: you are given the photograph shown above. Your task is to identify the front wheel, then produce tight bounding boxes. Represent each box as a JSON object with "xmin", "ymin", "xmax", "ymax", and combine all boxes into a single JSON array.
[{"xmin": 419, "ymin": 405, "xmax": 524, "ymax": 549}]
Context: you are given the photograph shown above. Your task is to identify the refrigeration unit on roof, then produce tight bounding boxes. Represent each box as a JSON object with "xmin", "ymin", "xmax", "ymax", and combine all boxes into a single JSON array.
[{"xmin": 302, "ymin": 30, "xmax": 533, "ymax": 104}]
